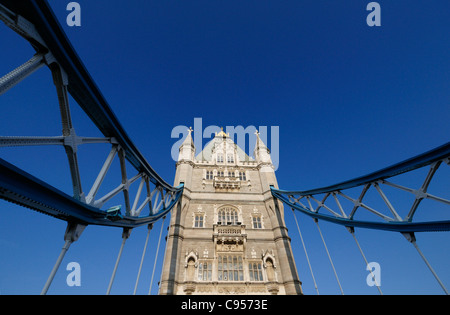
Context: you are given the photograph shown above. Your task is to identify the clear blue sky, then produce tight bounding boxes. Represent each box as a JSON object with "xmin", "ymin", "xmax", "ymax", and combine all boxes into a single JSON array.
[{"xmin": 0, "ymin": 0, "xmax": 449, "ymax": 295}]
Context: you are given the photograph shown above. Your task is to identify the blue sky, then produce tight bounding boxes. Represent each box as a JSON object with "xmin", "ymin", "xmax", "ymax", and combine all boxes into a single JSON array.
[{"xmin": 0, "ymin": 0, "xmax": 449, "ymax": 295}]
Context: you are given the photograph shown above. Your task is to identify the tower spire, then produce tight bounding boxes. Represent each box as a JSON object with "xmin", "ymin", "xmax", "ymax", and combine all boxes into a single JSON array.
[
  {"xmin": 253, "ymin": 129, "xmax": 272, "ymax": 164},
  {"xmin": 178, "ymin": 127, "xmax": 195, "ymax": 161}
]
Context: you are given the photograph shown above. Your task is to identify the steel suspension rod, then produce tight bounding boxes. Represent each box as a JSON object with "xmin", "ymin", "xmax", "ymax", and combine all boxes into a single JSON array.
[
  {"xmin": 292, "ymin": 209, "xmax": 319, "ymax": 295},
  {"xmin": 403, "ymin": 233, "xmax": 449, "ymax": 295},
  {"xmin": 148, "ymin": 216, "xmax": 165, "ymax": 295},
  {"xmin": 349, "ymin": 228, "xmax": 383, "ymax": 295},
  {"xmin": 41, "ymin": 239, "xmax": 72, "ymax": 295},
  {"xmin": 106, "ymin": 228, "xmax": 131, "ymax": 295},
  {"xmin": 314, "ymin": 219, "xmax": 344, "ymax": 295},
  {"xmin": 40, "ymin": 222, "xmax": 85, "ymax": 295},
  {"xmin": 133, "ymin": 224, "xmax": 152, "ymax": 295}
]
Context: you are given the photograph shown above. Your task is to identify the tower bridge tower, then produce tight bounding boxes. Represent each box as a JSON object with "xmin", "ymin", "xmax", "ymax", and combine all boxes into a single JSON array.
[{"xmin": 159, "ymin": 128, "xmax": 302, "ymax": 295}]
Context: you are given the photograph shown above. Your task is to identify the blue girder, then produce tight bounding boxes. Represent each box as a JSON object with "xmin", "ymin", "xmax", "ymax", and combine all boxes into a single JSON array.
[
  {"xmin": 0, "ymin": 157, "xmax": 183, "ymax": 228},
  {"xmin": 0, "ymin": 0, "xmax": 184, "ymax": 227},
  {"xmin": 272, "ymin": 189, "xmax": 450, "ymax": 233},
  {"xmin": 278, "ymin": 142, "xmax": 450, "ymax": 196},
  {"xmin": 1, "ymin": 0, "xmax": 448, "ymax": 233},
  {"xmin": 272, "ymin": 142, "xmax": 450, "ymax": 233},
  {"xmin": 0, "ymin": 0, "xmax": 175, "ymax": 191}
]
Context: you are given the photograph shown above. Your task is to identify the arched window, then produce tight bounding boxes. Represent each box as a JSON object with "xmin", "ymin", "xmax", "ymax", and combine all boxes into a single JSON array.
[{"xmin": 218, "ymin": 207, "xmax": 239, "ymax": 225}]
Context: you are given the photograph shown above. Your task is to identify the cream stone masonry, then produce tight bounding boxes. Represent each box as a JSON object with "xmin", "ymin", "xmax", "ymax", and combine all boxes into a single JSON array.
[{"xmin": 159, "ymin": 127, "xmax": 302, "ymax": 295}]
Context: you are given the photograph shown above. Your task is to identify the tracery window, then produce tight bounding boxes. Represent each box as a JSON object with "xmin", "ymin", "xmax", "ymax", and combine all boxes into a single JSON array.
[
  {"xmin": 218, "ymin": 207, "xmax": 239, "ymax": 225},
  {"xmin": 249, "ymin": 262, "xmax": 264, "ymax": 281},
  {"xmin": 218, "ymin": 255, "xmax": 243, "ymax": 281},
  {"xmin": 198, "ymin": 261, "xmax": 212, "ymax": 281}
]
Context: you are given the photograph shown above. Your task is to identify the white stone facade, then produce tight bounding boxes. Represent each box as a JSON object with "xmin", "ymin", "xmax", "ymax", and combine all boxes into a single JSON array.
[{"xmin": 159, "ymin": 129, "xmax": 302, "ymax": 295}]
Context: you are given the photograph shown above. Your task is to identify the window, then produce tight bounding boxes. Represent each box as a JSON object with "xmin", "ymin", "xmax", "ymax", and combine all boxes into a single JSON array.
[
  {"xmin": 249, "ymin": 262, "xmax": 264, "ymax": 281},
  {"xmin": 206, "ymin": 170, "xmax": 213, "ymax": 180},
  {"xmin": 217, "ymin": 154, "xmax": 224, "ymax": 163},
  {"xmin": 239, "ymin": 172, "xmax": 246, "ymax": 181},
  {"xmin": 252, "ymin": 216, "xmax": 262, "ymax": 229},
  {"xmin": 217, "ymin": 170, "xmax": 224, "ymax": 177},
  {"xmin": 198, "ymin": 261, "xmax": 212, "ymax": 281},
  {"xmin": 218, "ymin": 255, "xmax": 243, "ymax": 281},
  {"xmin": 227, "ymin": 154, "xmax": 234, "ymax": 163},
  {"xmin": 194, "ymin": 214, "xmax": 204, "ymax": 228},
  {"xmin": 218, "ymin": 207, "xmax": 239, "ymax": 225}
]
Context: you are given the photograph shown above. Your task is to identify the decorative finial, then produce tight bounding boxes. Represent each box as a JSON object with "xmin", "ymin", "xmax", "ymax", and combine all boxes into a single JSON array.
[
  {"xmin": 216, "ymin": 126, "xmax": 228, "ymax": 138},
  {"xmin": 187, "ymin": 126, "xmax": 193, "ymax": 134}
]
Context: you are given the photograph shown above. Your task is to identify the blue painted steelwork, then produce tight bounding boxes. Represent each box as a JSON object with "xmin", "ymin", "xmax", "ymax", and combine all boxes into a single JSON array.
[
  {"xmin": 0, "ymin": 0, "xmax": 184, "ymax": 228},
  {"xmin": 0, "ymin": 0, "xmax": 174, "ymax": 190},
  {"xmin": 0, "ymin": 157, "xmax": 183, "ymax": 228},
  {"xmin": 277, "ymin": 142, "xmax": 450, "ymax": 196},
  {"xmin": 272, "ymin": 189, "xmax": 450, "ymax": 233},
  {"xmin": 0, "ymin": 0, "xmax": 448, "ymax": 295},
  {"xmin": 272, "ymin": 142, "xmax": 450, "ymax": 233}
]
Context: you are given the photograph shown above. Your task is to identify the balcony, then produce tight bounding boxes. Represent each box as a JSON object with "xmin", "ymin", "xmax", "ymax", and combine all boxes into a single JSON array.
[
  {"xmin": 213, "ymin": 224, "xmax": 247, "ymax": 252},
  {"xmin": 215, "ymin": 224, "xmax": 245, "ymax": 236},
  {"xmin": 213, "ymin": 176, "xmax": 241, "ymax": 190}
]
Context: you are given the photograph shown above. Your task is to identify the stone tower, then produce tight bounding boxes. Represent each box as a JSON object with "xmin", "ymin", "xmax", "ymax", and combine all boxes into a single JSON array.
[{"xmin": 159, "ymin": 128, "xmax": 302, "ymax": 295}]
